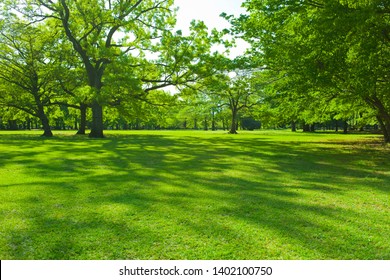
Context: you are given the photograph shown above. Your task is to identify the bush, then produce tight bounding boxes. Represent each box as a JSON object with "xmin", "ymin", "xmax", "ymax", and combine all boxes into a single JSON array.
[{"xmin": 241, "ymin": 117, "xmax": 261, "ymax": 131}]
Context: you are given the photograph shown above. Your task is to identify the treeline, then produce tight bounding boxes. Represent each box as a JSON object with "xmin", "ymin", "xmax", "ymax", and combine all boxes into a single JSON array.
[
  {"xmin": 0, "ymin": 1, "xmax": 389, "ymax": 142},
  {"xmin": 0, "ymin": 104, "xmax": 379, "ymax": 134}
]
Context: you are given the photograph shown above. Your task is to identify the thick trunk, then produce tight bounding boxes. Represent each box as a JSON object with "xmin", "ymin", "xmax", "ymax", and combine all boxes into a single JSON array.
[
  {"xmin": 87, "ymin": 75, "xmax": 104, "ymax": 138},
  {"xmin": 89, "ymin": 100, "xmax": 104, "ymax": 138},
  {"xmin": 377, "ymin": 115, "xmax": 390, "ymax": 143},
  {"xmin": 39, "ymin": 112, "xmax": 53, "ymax": 137},
  {"xmin": 374, "ymin": 101, "xmax": 390, "ymax": 143},
  {"xmin": 384, "ymin": 123, "xmax": 390, "ymax": 143},
  {"xmin": 365, "ymin": 95, "xmax": 390, "ymax": 142},
  {"xmin": 36, "ymin": 101, "xmax": 53, "ymax": 137},
  {"xmin": 76, "ymin": 103, "xmax": 87, "ymax": 135},
  {"xmin": 229, "ymin": 109, "xmax": 238, "ymax": 134}
]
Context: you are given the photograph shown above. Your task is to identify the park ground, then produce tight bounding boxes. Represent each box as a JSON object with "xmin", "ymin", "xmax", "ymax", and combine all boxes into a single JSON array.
[{"xmin": 0, "ymin": 130, "xmax": 389, "ymax": 259}]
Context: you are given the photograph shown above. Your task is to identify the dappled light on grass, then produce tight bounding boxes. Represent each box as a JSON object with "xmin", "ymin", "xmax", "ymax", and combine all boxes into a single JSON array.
[{"xmin": 0, "ymin": 131, "xmax": 389, "ymax": 259}]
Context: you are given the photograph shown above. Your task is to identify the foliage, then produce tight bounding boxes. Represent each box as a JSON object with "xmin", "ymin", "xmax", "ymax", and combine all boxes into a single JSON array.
[
  {"xmin": 229, "ymin": 0, "xmax": 390, "ymax": 140},
  {"xmin": 0, "ymin": 1, "xmax": 230, "ymax": 136},
  {"xmin": 0, "ymin": 19, "xmax": 63, "ymax": 136},
  {"xmin": 0, "ymin": 0, "xmax": 388, "ymax": 138}
]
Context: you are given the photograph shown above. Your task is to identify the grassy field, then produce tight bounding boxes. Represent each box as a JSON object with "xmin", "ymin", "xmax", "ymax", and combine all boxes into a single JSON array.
[{"xmin": 0, "ymin": 130, "xmax": 389, "ymax": 259}]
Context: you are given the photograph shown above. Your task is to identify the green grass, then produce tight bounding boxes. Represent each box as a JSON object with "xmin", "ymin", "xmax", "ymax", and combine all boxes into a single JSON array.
[{"xmin": 0, "ymin": 130, "xmax": 389, "ymax": 259}]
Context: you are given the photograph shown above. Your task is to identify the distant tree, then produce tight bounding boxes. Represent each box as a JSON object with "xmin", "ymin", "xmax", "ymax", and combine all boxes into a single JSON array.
[{"xmin": 207, "ymin": 70, "xmax": 261, "ymax": 134}]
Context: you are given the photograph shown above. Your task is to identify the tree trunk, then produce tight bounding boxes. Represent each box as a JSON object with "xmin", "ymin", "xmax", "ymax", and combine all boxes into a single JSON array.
[
  {"xmin": 36, "ymin": 101, "xmax": 53, "ymax": 137},
  {"xmin": 26, "ymin": 117, "xmax": 31, "ymax": 130},
  {"xmin": 229, "ymin": 109, "xmax": 238, "ymax": 134},
  {"xmin": 377, "ymin": 115, "xmax": 390, "ymax": 143},
  {"xmin": 370, "ymin": 97, "xmax": 390, "ymax": 143},
  {"xmin": 77, "ymin": 103, "xmax": 87, "ymax": 135},
  {"xmin": 302, "ymin": 123, "xmax": 310, "ymax": 132},
  {"xmin": 384, "ymin": 123, "xmax": 390, "ymax": 143},
  {"xmin": 39, "ymin": 113, "xmax": 53, "ymax": 137},
  {"xmin": 211, "ymin": 113, "xmax": 216, "ymax": 131},
  {"xmin": 291, "ymin": 121, "xmax": 296, "ymax": 132},
  {"xmin": 343, "ymin": 120, "xmax": 348, "ymax": 134},
  {"xmin": 89, "ymin": 100, "xmax": 104, "ymax": 138}
]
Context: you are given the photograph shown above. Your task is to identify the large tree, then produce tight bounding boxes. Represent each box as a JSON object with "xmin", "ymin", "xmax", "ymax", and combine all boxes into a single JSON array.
[
  {"xmin": 231, "ymin": 0, "xmax": 390, "ymax": 141},
  {"xmin": 12, "ymin": 0, "xmax": 177, "ymax": 138},
  {"xmin": 8, "ymin": 0, "xmax": 221, "ymax": 137},
  {"xmin": 0, "ymin": 20, "xmax": 60, "ymax": 137}
]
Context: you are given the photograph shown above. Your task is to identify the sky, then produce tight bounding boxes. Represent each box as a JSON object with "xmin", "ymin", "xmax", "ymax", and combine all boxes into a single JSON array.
[{"xmin": 173, "ymin": 0, "xmax": 249, "ymax": 57}]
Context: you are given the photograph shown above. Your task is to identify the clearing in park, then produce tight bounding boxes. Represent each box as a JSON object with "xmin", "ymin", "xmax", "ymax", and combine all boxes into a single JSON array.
[{"xmin": 0, "ymin": 130, "xmax": 389, "ymax": 259}]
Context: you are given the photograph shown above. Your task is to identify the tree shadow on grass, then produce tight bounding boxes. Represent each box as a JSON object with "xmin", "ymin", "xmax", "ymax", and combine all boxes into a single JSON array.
[{"xmin": 0, "ymin": 133, "xmax": 389, "ymax": 259}]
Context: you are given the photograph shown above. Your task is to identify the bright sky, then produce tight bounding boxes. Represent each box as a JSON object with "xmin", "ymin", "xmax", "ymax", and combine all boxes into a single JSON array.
[{"xmin": 173, "ymin": 0, "xmax": 249, "ymax": 57}]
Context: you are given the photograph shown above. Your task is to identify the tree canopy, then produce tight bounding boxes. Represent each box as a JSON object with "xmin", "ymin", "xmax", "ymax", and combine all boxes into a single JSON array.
[
  {"xmin": 227, "ymin": 0, "xmax": 390, "ymax": 141},
  {"xmin": 0, "ymin": 0, "xmax": 388, "ymax": 142}
]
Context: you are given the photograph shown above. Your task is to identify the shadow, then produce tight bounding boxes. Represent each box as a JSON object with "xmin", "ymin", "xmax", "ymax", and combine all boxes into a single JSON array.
[{"xmin": 0, "ymin": 132, "xmax": 389, "ymax": 259}]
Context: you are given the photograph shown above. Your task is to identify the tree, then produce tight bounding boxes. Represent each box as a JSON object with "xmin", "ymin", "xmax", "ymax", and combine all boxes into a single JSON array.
[
  {"xmin": 13, "ymin": 0, "xmax": 176, "ymax": 138},
  {"xmin": 231, "ymin": 0, "xmax": 390, "ymax": 141},
  {"xmin": 1, "ymin": 1, "xmax": 224, "ymax": 137},
  {"xmin": 206, "ymin": 69, "xmax": 261, "ymax": 134},
  {"xmin": 48, "ymin": 38, "xmax": 91, "ymax": 135},
  {"xmin": 0, "ymin": 20, "xmax": 60, "ymax": 137}
]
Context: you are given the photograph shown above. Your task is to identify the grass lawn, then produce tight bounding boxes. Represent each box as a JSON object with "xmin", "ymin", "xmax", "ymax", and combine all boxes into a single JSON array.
[{"xmin": 0, "ymin": 130, "xmax": 389, "ymax": 259}]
